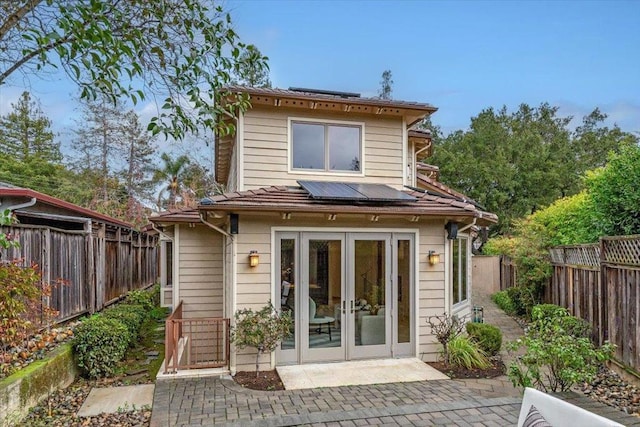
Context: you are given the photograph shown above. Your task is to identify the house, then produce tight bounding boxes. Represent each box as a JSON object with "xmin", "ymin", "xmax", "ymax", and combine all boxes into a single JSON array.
[{"xmin": 150, "ymin": 86, "xmax": 497, "ymax": 373}]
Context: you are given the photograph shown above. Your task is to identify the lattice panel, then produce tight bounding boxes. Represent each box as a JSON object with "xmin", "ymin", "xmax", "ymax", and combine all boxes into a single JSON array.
[
  {"xmin": 602, "ymin": 236, "xmax": 640, "ymax": 267},
  {"xmin": 550, "ymin": 244, "xmax": 600, "ymax": 267},
  {"xmin": 565, "ymin": 245, "xmax": 600, "ymax": 267},
  {"xmin": 549, "ymin": 248, "xmax": 565, "ymax": 264}
]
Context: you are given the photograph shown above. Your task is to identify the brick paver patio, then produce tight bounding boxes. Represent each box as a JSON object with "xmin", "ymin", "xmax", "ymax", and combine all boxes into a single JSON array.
[{"xmin": 150, "ymin": 377, "xmax": 521, "ymax": 426}]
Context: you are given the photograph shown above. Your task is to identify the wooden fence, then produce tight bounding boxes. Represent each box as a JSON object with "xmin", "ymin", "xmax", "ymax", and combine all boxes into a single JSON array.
[
  {"xmin": 0, "ymin": 222, "xmax": 158, "ymax": 323},
  {"xmin": 499, "ymin": 255, "xmax": 517, "ymax": 290},
  {"xmin": 549, "ymin": 235, "xmax": 640, "ymax": 372}
]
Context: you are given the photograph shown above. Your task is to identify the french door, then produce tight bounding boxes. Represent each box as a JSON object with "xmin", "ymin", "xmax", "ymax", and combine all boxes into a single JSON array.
[{"xmin": 276, "ymin": 232, "xmax": 414, "ymax": 364}]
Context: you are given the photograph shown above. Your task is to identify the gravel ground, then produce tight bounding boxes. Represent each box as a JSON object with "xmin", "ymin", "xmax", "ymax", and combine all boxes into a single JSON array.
[
  {"xmin": 17, "ymin": 379, "xmax": 151, "ymax": 427},
  {"xmin": 581, "ymin": 365, "xmax": 640, "ymax": 416}
]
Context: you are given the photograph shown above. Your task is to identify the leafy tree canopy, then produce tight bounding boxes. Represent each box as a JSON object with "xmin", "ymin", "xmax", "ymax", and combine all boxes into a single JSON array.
[
  {"xmin": 429, "ymin": 103, "xmax": 637, "ymax": 233},
  {"xmin": 0, "ymin": 0, "xmax": 268, "ymax": 140}
]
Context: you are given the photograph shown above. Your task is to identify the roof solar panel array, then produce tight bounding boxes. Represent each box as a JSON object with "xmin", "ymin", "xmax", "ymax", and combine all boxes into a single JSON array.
[{"xmin": 298, "ymin": 181, "xmax": 416, "ymax": 202}]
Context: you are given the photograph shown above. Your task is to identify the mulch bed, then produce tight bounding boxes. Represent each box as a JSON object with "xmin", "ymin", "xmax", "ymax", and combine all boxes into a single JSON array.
[
  {"xmin": 427, "ymin": 358, "xmax": 505, "ymax": 379},
  {"xmin": 234, "ymin": 370, "xmax": 285, "ymax": 391}
]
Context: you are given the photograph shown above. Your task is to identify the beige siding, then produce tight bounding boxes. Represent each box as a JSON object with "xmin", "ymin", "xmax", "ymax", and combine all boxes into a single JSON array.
[
  {"xmin": 241, "ymin": 107, "xmax": 405, "ymax": 190},
  {"xmin": 177, "ymin": 224, "xmax": 224, "ymax": 319},
  {"xmin": 231, "ymin": 213, "xmax": 449, "ymax": 370}
]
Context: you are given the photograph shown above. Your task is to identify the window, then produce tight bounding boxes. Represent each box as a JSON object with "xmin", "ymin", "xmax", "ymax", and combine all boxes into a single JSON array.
[
  {"xmin": 452, "ymin": 237, "xmax": 468, "ymax": 305},
  {"xmin": 291, "ymin": 121, "xmax": 362, "ymax": 172}
]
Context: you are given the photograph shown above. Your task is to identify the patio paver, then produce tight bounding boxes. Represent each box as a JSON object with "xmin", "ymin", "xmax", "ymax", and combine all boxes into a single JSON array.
[{"xmin": 150, "ymin": 377, "xmax": 521, "ymax": 426}]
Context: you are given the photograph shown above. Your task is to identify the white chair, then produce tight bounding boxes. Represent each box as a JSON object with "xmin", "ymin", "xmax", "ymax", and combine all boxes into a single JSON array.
[
  {"xmin": 308, "ymin": 298, "xmax": 335, "ymax": 341},
  {"xmin": 360, "ymin": 307, "xmax": 385, "ymax": 345},
  {"xmin": 517, "ymin": 387, "xmax": 624, "ymax": 427},
  {"xmin": 281, "ymin": 281, "xmax": 292, "ymax": 307}
]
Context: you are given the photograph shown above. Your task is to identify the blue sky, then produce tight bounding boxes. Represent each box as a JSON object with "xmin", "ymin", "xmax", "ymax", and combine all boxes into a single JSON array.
[
  {"xmin": 1, "ymin": 0, "xmax": 638, "ymax": 150},
  {"xmin": 229, "ymin": 0, "xmax": 640, "ymax": 133}
]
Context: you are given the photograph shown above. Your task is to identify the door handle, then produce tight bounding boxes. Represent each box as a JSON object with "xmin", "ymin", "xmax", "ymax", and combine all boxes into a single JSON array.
[
  {"xmin": 342, "ymin": 300, "xmax": 346, "ymax": 314},
  {"xmin": 350, "ymin": 300, "xmax": 355, "ymax": 314}
]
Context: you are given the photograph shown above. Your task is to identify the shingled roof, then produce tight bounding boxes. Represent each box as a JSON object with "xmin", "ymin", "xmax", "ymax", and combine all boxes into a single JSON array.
[{"xmin": 151, "ymin": 185, "xmax": 497, "ymax": 225}]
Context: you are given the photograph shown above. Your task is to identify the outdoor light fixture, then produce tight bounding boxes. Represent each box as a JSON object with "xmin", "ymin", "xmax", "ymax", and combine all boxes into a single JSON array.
[
  {"xmin": 428, "ymin": 250, "xmax": 440, "ymax": 266},
  {"xmin": 249, "ymin": 250, "xmax": 259, "ymax": 267}
]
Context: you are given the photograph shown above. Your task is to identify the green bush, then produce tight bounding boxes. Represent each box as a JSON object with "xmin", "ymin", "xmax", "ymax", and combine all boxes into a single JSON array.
[
  {"xmin": 466, "ymin": 323, "xmax": 502, "ymax": 356},
  {"xmin": 447, "ymin": 336, "xmax": 490, "ymax": 369},
  {"xmin": 491, "ymin": 291, "xmax": 516, "ymax": 315},
  {"xmin": 508, "ymin": 304, "xmax": 614, "ymax": 392},
  {"xmin": 125, "ymin": 289, "xmax": 155, "ymax": 311},
  {"xmin": 103, "ymin": 304, "xmax": 147, "ymax": 343},
  {"xmin": 531, "ymin": 304, "xmax": 591, "ymax": 338},
  {"xmin": 506, "ymin": 286, "xmax": 537, "ymax": 318},
  {"xmin": 73, "ymin": 315, "xmax": 130, "ymax": 378}
]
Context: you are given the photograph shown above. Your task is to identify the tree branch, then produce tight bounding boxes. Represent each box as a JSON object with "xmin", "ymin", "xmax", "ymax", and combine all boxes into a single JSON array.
[
  {"xmin": 0, "ymin": 0, "xmax": 42, "ymax": 42},
  {"xmin": 0, "ymin": 32, "xmax": 75, "ymax": 84}
]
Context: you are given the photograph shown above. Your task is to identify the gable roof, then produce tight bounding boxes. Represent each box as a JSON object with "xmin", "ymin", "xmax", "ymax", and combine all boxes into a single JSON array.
[
  {"xmin": 215, "ymin": 86, "xmax": 438, "ymax": 184},
  {"xmin": 0, "ymin": 181, "xmax": 132, "ymax": 227},
  {"xmin": 151, "ymin": 185, "xmax": 497, "ymax": 226}
]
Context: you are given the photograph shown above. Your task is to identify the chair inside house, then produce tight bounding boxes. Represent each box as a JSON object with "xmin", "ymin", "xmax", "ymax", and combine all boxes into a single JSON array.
[
  {"xmin": 309, "ymin": 297, "xmax": 335, "ymax": 342},
  {"xmin": 359, "ymin": 306, "xmax": 385, "ymax": 345},
  {"xmin": 281, "ymin": 280, "xmax": 292, "ymax": 311}
]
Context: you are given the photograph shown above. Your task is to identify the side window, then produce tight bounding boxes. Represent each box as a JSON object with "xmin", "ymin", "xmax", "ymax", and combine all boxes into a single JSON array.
[
  {"xmin": 291, "ymin": 121, "xmax": 362, "ymax": 173},
  {"xmin": 452, "ymin": 237, "xmax": 468, "ymax": 305}
]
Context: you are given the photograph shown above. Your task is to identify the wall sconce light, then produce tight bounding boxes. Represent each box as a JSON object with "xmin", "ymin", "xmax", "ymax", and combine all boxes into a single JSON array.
[
  {"xmin": 428, "ymin": 250, "xmax": 440, "ymax": 266},
  {"xmin": 249, "ymin": 250, "xmax": 259, "ymax": 267}
]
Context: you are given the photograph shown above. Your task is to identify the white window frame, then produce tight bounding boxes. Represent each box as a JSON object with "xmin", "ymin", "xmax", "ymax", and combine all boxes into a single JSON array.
[
  {"xmin": 288, "ymin": 117, "xmax": 366, "ymax": 177},
  {"xmin": 451, "ymin": 235, "xmax": 470, "ymax": 308}
]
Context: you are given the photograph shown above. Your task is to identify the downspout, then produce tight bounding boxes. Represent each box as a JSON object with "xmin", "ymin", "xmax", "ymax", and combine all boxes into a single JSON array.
[
  {"xmin": 199, "ymin": 212, "xmax": 232, "ymax": 238},
  {"xmin": 4, "ymin": 197, "xmax": 37, "ymax": 212},
  {"xmin": 414, "ymin": 141, "xmax": 432, "ymax": 187},
  {"xmin": 458, "ymin": 218, "xmax": 477, "ymax": 234},
  {"xmin": 199, "ymin": 211, "xmax": 236, "ymax": 373},
  {"xmin": 151, "ymin": 223, "xmax": 173, "ymax": 241}
]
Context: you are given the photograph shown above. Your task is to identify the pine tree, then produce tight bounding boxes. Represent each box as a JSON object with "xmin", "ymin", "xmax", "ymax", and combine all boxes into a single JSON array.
[
  {"xmin": 378, "ymin": 70, "xmax": 393, "ymax": 100},
  {"xmin": 0, "ymin": 91, "xmax": 61, "ymax": 162},
  {"xmin": 73, "ymin": 95, "xmax": 127, "ymax": 204},
  {"xmin": 121, "ymin": 110, "xmax": 156, "ymax": 223}
]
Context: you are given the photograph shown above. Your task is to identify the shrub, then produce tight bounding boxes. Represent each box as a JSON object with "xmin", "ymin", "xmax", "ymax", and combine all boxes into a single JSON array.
[
  {"xmin": 102, "ymin": 304, "xmax": 147, "ymax": 343},
  {"xmin": 466, "ymin": 323, "xmax": 502, "ymax": 356},
  {"xmin": 231, "ymin": 303, "xmax": 292, "ymax": 377},
  {"xmin": 125, "ymin": 289, "xmax": 155, "ymax": 311},
  {"xmin": 508, "ymin": 304, "xmax": 614, "ymax": 392},
  {"xmin": 73, "ymin": 315, "xmax": 130, "ymax": 378},
  {"xmin": 491, "ymin": 291, "xmax": 516, "ymax": 315},
  {"xmin": 427, "ymin": 313, "xmax": 466, "ymax": 366},
  {"xmin": 447, "ymin": 336, "xmax": 491, "ymax": 369},
  {"xmin": 506, "ymin": 286, "xmax": 537, "ymax": 318},
  {"xmin": 0, "ymin": 260, "xmax": 59, "ymax": 353}
]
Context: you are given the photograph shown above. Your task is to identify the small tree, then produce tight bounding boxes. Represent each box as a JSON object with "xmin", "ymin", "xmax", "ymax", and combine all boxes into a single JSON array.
[
  {"xmin": 508, "ymin": 304, "xmax": 614, "ymax": 392},
  {"xmin": 231, "ymin": 303, "xmax": 292, "ymax": 377},
  {"xmin": 427, "ymin": 312, "xmax": 466, "ymax": 366}
]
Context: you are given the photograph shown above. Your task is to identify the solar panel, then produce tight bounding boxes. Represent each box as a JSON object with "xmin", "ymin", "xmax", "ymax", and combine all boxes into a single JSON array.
[
  {"xmin": 298, "ymin": 181, "xmax": 416, "ymax": 202},
  {"xmin": 348, "ymin": 183, "xmax": 417, "ymax": 202},
  {"xmin": 298, "ymin": 181, "xmax": 366, "ymax": 200}
]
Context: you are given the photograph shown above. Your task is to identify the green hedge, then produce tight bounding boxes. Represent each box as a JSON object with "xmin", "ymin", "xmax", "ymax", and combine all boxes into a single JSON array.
[
  {"xmin": 466, "ymin": 322, "xmax": 502, "ymax": 356},
  {"xmin": 102, "ymin": 304, "xmax": 148, "ymax": 343},
  {"xmin": 491, "ymin": 291, "xmax": 516, "ymax": 315},
  {"xmin": 73, "ymin": 315, "xmax": 129, "ymax": 378}
]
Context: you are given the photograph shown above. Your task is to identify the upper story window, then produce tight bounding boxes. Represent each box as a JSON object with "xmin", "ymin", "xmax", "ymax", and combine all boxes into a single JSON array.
[{"xmin": 291, "ymin": 120, "xmax": 362, "ymax": 173}]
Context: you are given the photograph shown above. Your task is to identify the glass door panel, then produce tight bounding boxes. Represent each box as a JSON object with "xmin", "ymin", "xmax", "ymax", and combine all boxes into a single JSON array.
[
  {"xmin": 349, "ymin": 234, "xmax": 391, "ymax": 359},
  {"xmin": 393, "ymin": 234, "xmax": 414, "ymax": 356},
  {"xmin": 301, "ymin": 234, "xmax": 345, "ymax": 362},
  {"xmin": 276, "ymin": 234, "xmax": 298, "ymax": 364}
]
